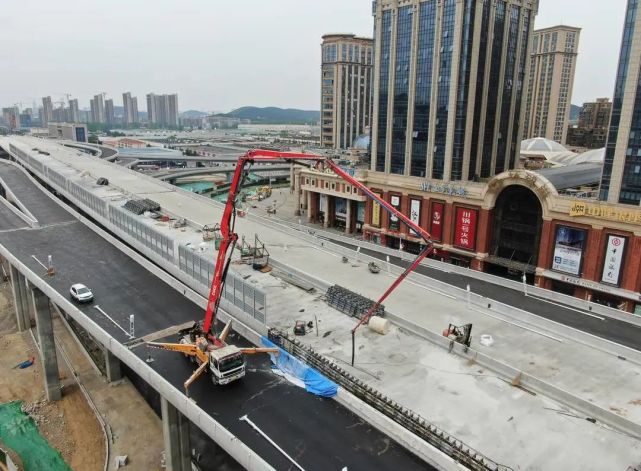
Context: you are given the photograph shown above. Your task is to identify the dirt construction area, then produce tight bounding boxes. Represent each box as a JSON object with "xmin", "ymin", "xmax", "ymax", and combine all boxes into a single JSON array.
[{"xmin": 0, "ymin": 281, "xmax": 104, "ymax": 470}]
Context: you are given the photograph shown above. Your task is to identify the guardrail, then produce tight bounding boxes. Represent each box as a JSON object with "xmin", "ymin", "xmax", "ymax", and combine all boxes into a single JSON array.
[
  {"xmin": 244, "ymin": 211, "xmax": 641, "ymax": 325},
  {"xmin": 267, "ymin": 328, "xmax": 512, "ymax": 471}
]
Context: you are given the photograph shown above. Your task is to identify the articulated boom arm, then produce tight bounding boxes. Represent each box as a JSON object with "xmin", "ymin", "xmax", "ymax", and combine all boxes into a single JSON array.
[
  {"xmin": 146, "ymin": 341, "xmax": 209, "ymax": 364},
  {"xmin": 202, "ymin": 149, "xmax": 434, "ymax": 335}
]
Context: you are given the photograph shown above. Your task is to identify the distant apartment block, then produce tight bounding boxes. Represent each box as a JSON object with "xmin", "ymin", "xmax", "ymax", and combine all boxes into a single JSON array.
[
  {"xmin": 90, "ymin": 94, "xmax": 105, "ymax": 123},
  {"xmin": 105, "ymin": 99, "xmax": 115, "ymax": 124},
  {"xmin": 122, "ymin": 92, "xmax": 139, "ymax": 125},
  {"xmin": 320, "ymin": 34, "xmax": 373, "ymax": 150},
  {"xmin": 146, "ymin": 93, "xmax": 179, "ymax": 127},
  {"xmin": 42, "ymin": 96, "xmax": 53, "ymax": 126},
  {"xmin": 566, "ymin": 98, "xmax": 612, "ymax": 149},
  {"xmin": 523, "ymin": 25, "xmax": 581, "ymax": 144},
  {"xmin": 68, "ymin": 99, "xmax": 79, "ymax": 123},
  {"xmin": 2, "ymin": 107, "xmax": 20, "ymax": 130}
]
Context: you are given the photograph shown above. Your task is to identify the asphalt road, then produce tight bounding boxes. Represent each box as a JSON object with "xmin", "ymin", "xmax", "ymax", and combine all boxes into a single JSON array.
[
  {"xmin": 0, "ymin": 201, "xmax": 26, "ymax": 230},
  {"xmin": 134, "ymin": 333, "xmax": 427, "ymax": 471},
  {"xmin": 321, "ymin": 236, "xmax": 641, "ymax": 351},
  {"xmin": 0, "ymin": 161, "xmax": 432, "ymax": 470},
  {"xmin": 0, "ymin": 163, "xmax": 74, "ymax": 226}
]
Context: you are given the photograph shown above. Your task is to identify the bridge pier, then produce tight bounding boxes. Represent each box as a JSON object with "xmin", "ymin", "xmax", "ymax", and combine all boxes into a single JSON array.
[
  {"xmin": 9, "ymin": 265, "xmax": 30, "ymax": 331},
  {"xmin": 31, "ymin": 286, "xmax": 61, "ymax": 401},
  {"xmin": 103, "ymin": 347, "xmax": 122, "ymax": 382},
  {"xmin": 161, "ymin": 397, "xmax": 191, "ymax": 471}
]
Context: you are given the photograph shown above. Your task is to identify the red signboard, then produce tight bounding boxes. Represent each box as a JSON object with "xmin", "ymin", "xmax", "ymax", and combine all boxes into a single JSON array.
[
  {"xmin": 454, "ymin": 207, "xmax": 478, "ymax": 251},
  {"xmin": 430, "ymin": 202, "xmax": 444, "ymax": 242}
]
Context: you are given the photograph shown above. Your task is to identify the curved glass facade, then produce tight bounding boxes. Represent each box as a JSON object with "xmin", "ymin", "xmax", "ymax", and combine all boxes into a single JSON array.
[
  {"xmin": 410, "ymin": 0, "xmax": 437, "ymax": 177},
  {"xmin": 376, "ymin": 11, "xmax": 393, "ymax": 172},
  {"xmin": 372, "ymin": 0, "xmax": 535, "ymax": 182},
  {"xmin": 432, "ymin": 0, "xmax": 456, "ymax": 180},
  {"xmin": 390, "ymin": 6, "xmax": 414, "ymax": 174},
  {"xmin": 601, "ymin": 0, "xmax": 639, "ymax": 203},
  {"xmin": 451, "ymin": 0, "xmax": 475, "ymax": 180},
  {"xmin": 480, "ymin": 0, "xmax": 506, "ymax": 178}
]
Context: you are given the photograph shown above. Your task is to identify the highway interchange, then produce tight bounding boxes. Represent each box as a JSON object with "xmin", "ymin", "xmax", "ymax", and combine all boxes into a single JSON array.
[{"xmin": 0, "ymin": 159, "xmax": 430, "ymax": 469}]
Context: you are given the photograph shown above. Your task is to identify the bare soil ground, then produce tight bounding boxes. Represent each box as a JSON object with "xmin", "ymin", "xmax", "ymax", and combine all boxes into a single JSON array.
[{"xmin": 0, "ymin": 281, "xmax": 104, "ymax": 470}]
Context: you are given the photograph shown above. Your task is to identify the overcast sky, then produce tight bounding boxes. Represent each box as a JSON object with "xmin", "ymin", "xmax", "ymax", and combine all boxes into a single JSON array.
[{"xmin": 0, "ymin": 0, "xmax": 627, "ymax": 112}]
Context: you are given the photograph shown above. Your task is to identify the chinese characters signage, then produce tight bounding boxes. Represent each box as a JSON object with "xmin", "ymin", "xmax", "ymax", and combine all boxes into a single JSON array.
[
  {"xmin": 601, "ymin": 235, "xmax": 626, "ymax": 285},
  {"xmin": 409, "ymin": 199, "xmax": 421, "ymax": 236},
  {"xmin": 552, "ymin": 225, "xmax": 586, "ymax": 276},
  {"xmin": 371, "ymin": 192, "xmax": 381, "ymax": 227},
  {"xmin": 389, "ymin": 195, "xmax": 401, "ymax": 231},
  {"xmin": 430, "ymin": 202, "xmax": 444, "ymax": 242},
  {"xmin": 570, "ymin": 202, "xmax": 641, "ymax": 225},
  {"xmin": 454, "ymin": 207, "xmax": 477, "ymax": 251},
  {"xmin": 420, "ymin": 181, "xmax": 467, "ymax": 197}
]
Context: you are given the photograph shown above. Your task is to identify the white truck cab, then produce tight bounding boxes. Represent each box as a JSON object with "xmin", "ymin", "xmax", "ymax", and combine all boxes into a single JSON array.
[{"xmin": 208, "ymin": 345, "xmax": 245, "ymax": 385}]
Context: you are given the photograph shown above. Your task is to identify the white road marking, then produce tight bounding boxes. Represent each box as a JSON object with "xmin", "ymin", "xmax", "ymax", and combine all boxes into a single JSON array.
[{"xmin": 472, "ymin": 309, "xmax": 564, "ymax": 343}]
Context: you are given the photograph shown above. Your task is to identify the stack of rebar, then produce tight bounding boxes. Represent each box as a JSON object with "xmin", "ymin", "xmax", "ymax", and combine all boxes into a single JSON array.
[
  {"xmin": 325, "ymin": 285, "xmax": 384, "ymax": 319},
  {"xmin": 123, "ymin": 198, "xmax": 161, "ymax": 215}
]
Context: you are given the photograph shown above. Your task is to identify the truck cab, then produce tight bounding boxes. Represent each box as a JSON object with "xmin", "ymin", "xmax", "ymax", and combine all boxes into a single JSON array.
[{"xmin": 209, "ymin": 345, "xmax": 245, "ymax": 385}]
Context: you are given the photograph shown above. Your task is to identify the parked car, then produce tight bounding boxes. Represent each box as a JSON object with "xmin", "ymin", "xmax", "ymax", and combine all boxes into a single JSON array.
[{"xmin": 70, "ymin": 283, "xmax": 94, "ymax": 303}]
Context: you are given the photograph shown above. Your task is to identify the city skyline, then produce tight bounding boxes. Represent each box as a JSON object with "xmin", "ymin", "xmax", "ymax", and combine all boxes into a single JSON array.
[{"xmin": 0, "ymin": 0, "xmax": 628, "ymax": 111}]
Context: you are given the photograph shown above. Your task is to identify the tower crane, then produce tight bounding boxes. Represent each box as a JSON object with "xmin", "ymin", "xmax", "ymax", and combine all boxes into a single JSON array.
[{"xmin": 147, "ymin": 149, "xmax": 434, "ymax": 390}]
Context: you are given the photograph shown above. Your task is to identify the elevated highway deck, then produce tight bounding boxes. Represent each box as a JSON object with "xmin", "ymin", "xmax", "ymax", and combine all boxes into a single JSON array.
[
  {"xmin": 3, "ymin": 136, "xmax": 641, "ymax": 470},
  {"xmin": 0, "ymin": 158, "xmax": 429, "ymax": 470}
]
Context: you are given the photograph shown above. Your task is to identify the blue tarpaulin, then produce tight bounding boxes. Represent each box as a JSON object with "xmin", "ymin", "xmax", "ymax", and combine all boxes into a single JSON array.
[{"xmin": 261, "ymin": 337, "xmax": 338, "ymax": 397}]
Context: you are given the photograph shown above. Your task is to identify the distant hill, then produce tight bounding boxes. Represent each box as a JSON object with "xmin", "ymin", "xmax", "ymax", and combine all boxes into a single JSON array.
[
  {"xmin": 180, "ymin": 109, "xmax": 208, "ymax": 118},
  {"xmin": 223, "ymin": 106, "xmax": 320, "ymax": 125},
  {"xmin": 569, "ymin": 104, "xmax": 581, "ymax": 124}
]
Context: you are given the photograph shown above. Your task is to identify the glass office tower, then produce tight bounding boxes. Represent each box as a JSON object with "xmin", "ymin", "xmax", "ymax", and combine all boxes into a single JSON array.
[{"xmin": 371, "ymin": 0, "xmax": 538, "ymax": 181}]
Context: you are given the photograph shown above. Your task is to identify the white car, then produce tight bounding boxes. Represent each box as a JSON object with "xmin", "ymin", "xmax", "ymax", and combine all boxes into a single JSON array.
[{"xmin": 70, "ymin": 283, "xmax": 94, "ymax": 303}]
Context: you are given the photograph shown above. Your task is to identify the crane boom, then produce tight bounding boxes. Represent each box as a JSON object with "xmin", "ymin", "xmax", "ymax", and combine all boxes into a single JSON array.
[{"xmin": 202, "ymin": 149, "xmax": 433, "ymax": 335}]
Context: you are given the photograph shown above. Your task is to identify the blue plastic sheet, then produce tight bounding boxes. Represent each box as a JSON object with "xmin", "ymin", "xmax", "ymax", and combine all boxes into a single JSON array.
[{"xmin": 261, "ymin": 337, "xmax": 338, "ymax": 397}]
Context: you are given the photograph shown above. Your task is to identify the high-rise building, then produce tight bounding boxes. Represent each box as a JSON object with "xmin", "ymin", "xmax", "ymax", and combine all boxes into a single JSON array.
[
  {"xmin": 146, "ymin": 92, "xmax": 179, "ymax": 127},
  {"xmin": 123, "ymin": 92, "xmax": 137, "ymax": 125},
  {"xmin": 132, "ymin": 97, "xmax": 139, "ymax": 123},
  {"xmin": 90, "ymin": 94, "xmax": 105, "ymax": 123},
  {"xmin": 147, "ymin": 93, "xmax": 158, "ymax": 125},
  {"xmin": 566, "ymin": 98, "xmax": 612, "ymax": 149},
  {"xmin": 167, "ymin": 94, "xmax": 179, "ymax": 127},
  {"xmin": 105, "ymin": 99, "xmax": 115, "ymax": 124},
  {"xmin": 2, "ymin": 107, "xmax": 20, "ymax": 130},
  {"xmin": 68, "ymin": 99, "xmax": 79, "ymax": 123},
  {"xmin": 52, "ymin": 106, "xmax": 66, "ymax": 123},
  {"xmin": 523, "ymin": 25, "xmax": 580, "ymax": 144},
  {"xmin": 371, "ymin": 0, "xmax": 537, "ymax": 181},
  {"xmin": 320, "ymin": 34, "xmax": 373, "ymax": 149},
  {"xmin": 42, "ymin": 96, "xmax": 53, "ymax": 126},
  {"xmin": 600, "ymin": 1, "xmax": 641, "ymax": 204}
]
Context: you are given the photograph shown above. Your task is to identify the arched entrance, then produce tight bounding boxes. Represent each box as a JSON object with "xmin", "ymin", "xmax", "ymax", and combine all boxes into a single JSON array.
[{"xmin": 488, "ymin": 185, "xmax": 543, "ymax": 275}]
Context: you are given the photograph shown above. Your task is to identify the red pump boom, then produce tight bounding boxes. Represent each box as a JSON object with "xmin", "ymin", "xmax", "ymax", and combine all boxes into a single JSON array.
[{"xmin": 202, "ymin": 150, "xmax": 434, "ymax": 343}]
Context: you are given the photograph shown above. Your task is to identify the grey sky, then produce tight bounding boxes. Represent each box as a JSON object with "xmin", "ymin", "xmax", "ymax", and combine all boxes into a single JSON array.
[{"xmin": 0, "ymin": 0, "xmax": 627, "ymax": 112}]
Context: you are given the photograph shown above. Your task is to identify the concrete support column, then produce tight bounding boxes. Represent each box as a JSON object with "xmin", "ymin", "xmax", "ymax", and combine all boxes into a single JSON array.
[
  {"xmin": 103, "ymin": 347, "xmax": 122, "ymax": 382},
  {"xmin": 294, "ymin": 172, "xmax": 301, "ymax": 216},
  {"xmin": 345, "ymin": 200, "xmax": 352, "ymax": 234},
  {"xmin": 9, "ymin": 265, "xmax": 28, "ymax": 332},
  {"xmin": 322, "ymin": 194, "xmax": 330, "ymax": 228},
  {"xmin": 19, "ymin": 274, "xmax": 32, "ymax": 328},
  {"xmin": 161, "ymin": 397, "xmax": 191, "ymax": 471},
  {"xmin": 31, "ymin": 286, "xmax": 61, "ymax": 401}
]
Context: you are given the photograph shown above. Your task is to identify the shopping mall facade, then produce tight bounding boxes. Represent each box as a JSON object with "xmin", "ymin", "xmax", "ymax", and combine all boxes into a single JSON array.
[{"xmin": 292, "ymin": 165, "xmax": 641, "ymax": 314}]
